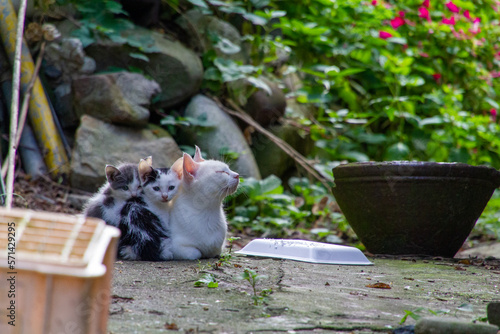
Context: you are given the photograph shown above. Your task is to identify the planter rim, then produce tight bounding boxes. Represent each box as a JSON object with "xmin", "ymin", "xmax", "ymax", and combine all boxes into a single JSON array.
[{"xmin": 332, "ymin": 161, "xmax": 500, "ymax": 187}]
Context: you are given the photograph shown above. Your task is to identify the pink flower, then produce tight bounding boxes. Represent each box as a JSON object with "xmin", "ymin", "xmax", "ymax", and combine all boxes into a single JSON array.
[
  {"xmin": 446, "ymin": 1, "xmax": 460, "ymax": 13},
  {"xmin": 473, "ymin": 17, "xmax": 481, "ymax": 23},
  {"xmin": 371, "ymin": 0, "xmax": 377, "ymax": 5},
  {"xmin": 432, "ymin": 73, "xmax": 442, "ymax": 81},
  {"xmin": 399, "ymin": 11, "xmax": 405, "ymax": 18},
  {"xmin": 379, "ymin": 31, "xmax": 393, "ymax": 39},
  {"xmin": 492, "ymin": 71, "xmax": 500, "ymax": 78},
  {"xmin": 423, "ymin": 0, "xmax": 430, "ymax": 8},
  {"xmin": 419, "ymin": 7, "xmax": 430, "ymax": 20},
  {"xmin": 464, "ymin": 10, "xmax": 470, "ymax": 19},
  {"xmin": 419, "ymin": 52, "xmax": 430, "ymax": 57},
  {"xmin": 491, "ymin": 108, "xmax": 498, "ymax": 122},
  {"xmin": 442, "ymin": 16, "xmax": 455, "ymax": 25},
  {"xmin": 391, "ymin": 16, "xmax": 405, "ymax": 29}
]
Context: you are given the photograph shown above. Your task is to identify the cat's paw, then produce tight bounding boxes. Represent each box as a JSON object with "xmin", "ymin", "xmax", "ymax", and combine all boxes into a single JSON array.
[
  {"xmin": 173, "ymin": 246, "xmax": 202, "ymax": 260},
  {"xmin": 119, "ymin": 246, "xmax": 139, "ymax": 260},
  {"xmin": 159, "ymin": 239, "xmax": 174, "ymax": 260}
]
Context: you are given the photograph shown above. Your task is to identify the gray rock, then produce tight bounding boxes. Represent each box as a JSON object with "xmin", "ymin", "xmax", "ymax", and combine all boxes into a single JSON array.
[
  {"xmin": 245, "ymin": 78, "xmax": 287, "ymax": 128},
  {"xmin": 488, "ymin": 302, "xmax": 500, "ymax": 327},
  {"xmin": 72, "ymin": 72, "xmax": 160, "ymax": 126},
  {"xmin": 415, "ymin": 318, "xmax": 498, "ymax": 334},
  {"xmin": 176, "ymin": 9, "xmax": 245, "ymax": 61},
  {"xmin": 252, "ymin": 99, "xmax": 314, "ymax": 179},
  {"xmin": 84, "ymin": 27, "xmax": 203, "ymax": 108},
  {"xmin": 70, "ymin": 115, "xmax": 182, "ymax": 192},
  {"xmin": 44, "ymin": 37, "xmax": 97, "ymax": 128},
  {"xmin": 44, "ymin": 38, "xmax": 96, "ymax": 82},
  {"xmin": 183, "ymin": 94, "xmax": 261, "ymax": 179}
]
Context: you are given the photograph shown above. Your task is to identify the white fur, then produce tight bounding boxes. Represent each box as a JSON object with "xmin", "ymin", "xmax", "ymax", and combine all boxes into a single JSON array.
[{"xmin": 168, "ymin": 156, "xmax": 239, "ymax": 260}]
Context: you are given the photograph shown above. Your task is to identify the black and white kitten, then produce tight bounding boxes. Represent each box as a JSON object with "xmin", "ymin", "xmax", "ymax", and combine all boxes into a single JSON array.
[
  {"xmin": 117, "ymin": 196, "xmax": 172, "ymax": 261},
  {"xmin": 115, "ymin": 156, "xmax": 181, "ymax": 261},
  {"xmin": 83, "ymin": 163, "xmax": 142, "ymax": 227}
]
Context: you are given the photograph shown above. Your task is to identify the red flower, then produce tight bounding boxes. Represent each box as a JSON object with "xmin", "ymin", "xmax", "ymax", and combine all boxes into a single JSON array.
[
  {"xmin": 371, "ymin": 0, "xmax": 377, "ymax": 5},
  {"xmin": 442, "ymin": 16, "xmax": 455, "ymax": 25},
  {"xmin": 379, "ymin": 31, "xmax": 393, "ymax": 39},
  {"xmin": 432, "ymin": 73, "xmax": 442, "ymax": 81},
  {"xmin": 391, "ymin": 16, "xmax": 405, "ymax": 29},
  {"xmin": 399, "ymin": 11, "xmax": 405, "ymax": 18},
  {"xmin": 419, "ymin": 52, "xmax": 430, "ymax": 58},
  {"xmin": 423, "ymin": 0, "xmax": 430, "ymax": 8},
  {"xmin": 445, "ymin": 1, "xmax": 460, "ymax": 13},
  {"xmin": 491, "ymin": 108, "xmax": 498, "ymax": 122},
  {"xmin": 419, "ymin": 7, "xmax": 430, "ymax": 20},
  {"xmin": 464, "ymin": 10, "xmax": 470, "ymax": 19}
]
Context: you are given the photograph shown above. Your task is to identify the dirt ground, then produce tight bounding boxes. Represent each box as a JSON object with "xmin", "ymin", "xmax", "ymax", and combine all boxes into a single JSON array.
[{"xmin": 108, "ymin": 254, "xmax": 500, "ymax": 333}]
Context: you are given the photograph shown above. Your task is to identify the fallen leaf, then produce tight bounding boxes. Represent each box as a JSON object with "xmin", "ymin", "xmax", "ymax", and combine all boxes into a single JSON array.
[
  {"xmin": 454, "ymin": 266, "xmax": 466, "ymax": 271},
  {"xmin": 366, "ymin": 282, "xmax": 391, "ymax": 289},
  {"xmin": 325, "ymin": 282, "xmax": 330, "ymax": 286},
  {"xmin": 165, "ymin": 322, "xmax": 179, "ymax": 330},
  {"xmin": 403, "ymin": 277, "xmax": 415, "ymax": 281},
  {"xmin": 458, "ymin": 259, "xmax": 471, "ymax": 265},
  {"xmin": 234, "ymin": 264, "xmax": 242, "ymax": 268}
]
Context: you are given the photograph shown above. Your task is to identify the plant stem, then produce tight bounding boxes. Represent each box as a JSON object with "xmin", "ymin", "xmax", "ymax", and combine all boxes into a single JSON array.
[
  {"xmin": 5, "ymin": 0, "xmax": 28, "ymax": 209},
  {"xmin": 1, "ymin": 40, "xmax": 46, "ymax": 179}
]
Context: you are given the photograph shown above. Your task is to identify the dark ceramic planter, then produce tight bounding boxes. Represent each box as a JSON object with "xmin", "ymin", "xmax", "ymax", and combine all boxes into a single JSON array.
[{"xmin": 331, "ymin": 162, "xmax": 500, "ymax": 257}]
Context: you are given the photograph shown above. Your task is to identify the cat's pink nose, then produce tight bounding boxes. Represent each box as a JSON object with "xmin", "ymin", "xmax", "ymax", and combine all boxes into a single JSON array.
[
  {"xmin": 233, "ymin": 173, "xmax": 239, "ymax": 179},
  {"xmin": 162, "ymin": 195, "xmax": 169, "ymax": 201}
]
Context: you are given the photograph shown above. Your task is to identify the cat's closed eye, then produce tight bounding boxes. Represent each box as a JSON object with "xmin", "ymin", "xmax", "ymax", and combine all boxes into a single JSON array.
[
  {"xmin": 153, "ymin": 186, "xmax": 160, "ymax": 191},
  {"xmin": 216, "ymin": 171, "xmax": 229, "ymax": 175},
  {"xmin": 122, "ymin": 186, "xmax": 129, "ymax": 191},
  {"xmin": 168, "ymin": 186, "xmax": 175, "ymax": 190}
]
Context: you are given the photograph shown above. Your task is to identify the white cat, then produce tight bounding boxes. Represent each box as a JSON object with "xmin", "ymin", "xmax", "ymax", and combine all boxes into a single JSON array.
[{"xmin": 168, "ymin": 148, "xmax": 240, "ymax": 260}]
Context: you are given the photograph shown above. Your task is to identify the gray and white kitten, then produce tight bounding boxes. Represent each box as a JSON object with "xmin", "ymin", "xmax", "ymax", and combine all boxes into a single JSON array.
[{"xmin": 83, "ymin": 163, "xmax": 142, "ymax": 227}]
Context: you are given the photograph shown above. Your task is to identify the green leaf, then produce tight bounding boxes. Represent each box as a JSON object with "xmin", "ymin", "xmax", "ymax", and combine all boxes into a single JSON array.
[
  {"xmin": 187, "ymin": 0, "xmax": 209, "ymax": 8},
  {"xmin": 385, "ymin": 143, "xmax": 410, "ymax": 160},
  {"xmin": 215, "ymin": 38, "xmax": 241, "ymax": 55},
  {"xmin": 105, "ymin": 1, "xmax": 127, "ymax": 15},
  {"xmin": 243, "ymin": 13, "xmax": 268, "ymax": 25},
  {"xmin": 250, "ymin": 0, "xmax": 269, "ymax": 8},
  {"xmin": 129, "ymin": 52, "xmax": 149, "ymax": 62},
  {"xmin": 247, "ymin": 77, "xmax": 272, "ymax": 95},
  {"xmin": 485, "ymin": 97, "xmax": 499, "ymax": 109},
  {"xmin": 260, "ymin": 175, "xmax": 283, "ymax": 194}
]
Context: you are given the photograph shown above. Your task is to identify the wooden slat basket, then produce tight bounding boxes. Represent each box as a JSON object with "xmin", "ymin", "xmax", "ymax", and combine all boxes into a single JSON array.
[{"xmin": 0, "ymin": 208, "xmax": 120, "ymax": 334}]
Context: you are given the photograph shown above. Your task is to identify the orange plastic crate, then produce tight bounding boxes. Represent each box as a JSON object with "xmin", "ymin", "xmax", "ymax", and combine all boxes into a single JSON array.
[{"xmin": 0, "ymin": 208, "xmax": 120, "ymax": 334}]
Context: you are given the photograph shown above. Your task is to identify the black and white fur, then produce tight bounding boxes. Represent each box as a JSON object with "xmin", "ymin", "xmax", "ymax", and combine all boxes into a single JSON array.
[
  {"xmin": 117, "ymin": 196, "xmax": 172, "ymax": 261},
  {"xmin": 83, "ymin": 163, "xmax": 142, "ymax": 227}
]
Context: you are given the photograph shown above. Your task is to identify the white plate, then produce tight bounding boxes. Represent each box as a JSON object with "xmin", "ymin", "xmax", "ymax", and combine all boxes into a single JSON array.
[{"xmin": 235, "ymin": 239, "xmax": 373, "ymax": 265}]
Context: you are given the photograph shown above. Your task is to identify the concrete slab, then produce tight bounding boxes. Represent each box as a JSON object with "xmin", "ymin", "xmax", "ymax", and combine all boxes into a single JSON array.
[{"xmin": 108, "ymin": 255, "xmax": 500, "ymax": 333}]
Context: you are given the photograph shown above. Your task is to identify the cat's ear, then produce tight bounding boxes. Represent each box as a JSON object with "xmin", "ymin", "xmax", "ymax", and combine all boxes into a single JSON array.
[
  {"xmin": 105, "ymin": 165, "xmax": 121, "ymax": 182},
  {"xmin": 170, "ymin": 157, "xmax": 183, "ymax": 179},
  {"xmin": 194, "ymin": 145, "xmax": 205, "ymax": 162},
  {"xmin": 183, "ymin": 153, "xmax": 200, "ymax": 183},
  {"xmin": 138, "ymin": 158, "xmax": 154, "ymax": 183},
  {"xmin": 144, "ymin": 156, "xmax": 153, "ymax": 166}
]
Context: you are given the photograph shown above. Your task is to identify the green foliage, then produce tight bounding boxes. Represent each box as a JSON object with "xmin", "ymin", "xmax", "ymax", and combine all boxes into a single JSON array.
[
  {"xmin": 57, "ymin": 0, "xmax": 157, "ymax": 60},
  {"xmin": 226, "ymin": 175, "xmax": 354, "ymax": 242},
  {"xmin": 238, "ymin": 268, "xmax": 270, "ymax": 305},
  {"xmin": 194, "ymin": 273, "xmax": 219, "ymax": 288}
]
